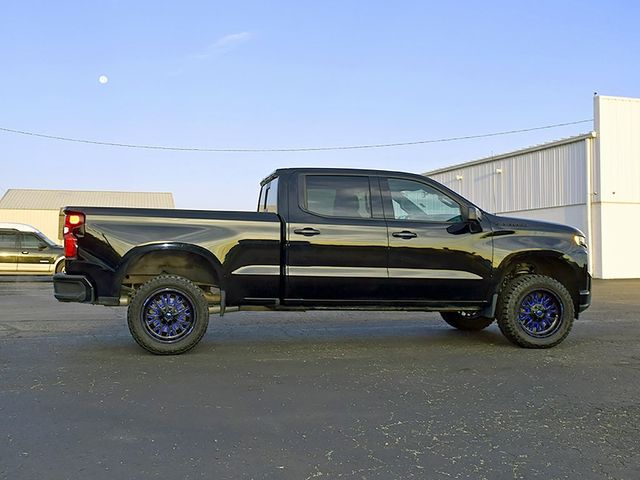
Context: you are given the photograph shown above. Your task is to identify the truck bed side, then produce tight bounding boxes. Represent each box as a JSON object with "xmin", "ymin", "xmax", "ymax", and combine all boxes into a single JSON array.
[{"xmin": 64, "ymin": 206, "xmax": 282, "ymax": 306}]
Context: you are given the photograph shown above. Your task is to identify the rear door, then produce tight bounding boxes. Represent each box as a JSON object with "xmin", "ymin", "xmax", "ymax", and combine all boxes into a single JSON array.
[
  {"xmin": 285, "ymin": 174, "xmax": 389, "ymax": 304},
  {"xmin": 382, "ymin": 176, "xmax": 493, "ymax": 304},
  {"xmin": 17, "ymin": 233, "xmax": 54, "ymax": 274},
  {"xmin": 0, "ymin": 230, "xmax": 18, "ymax": 273}
]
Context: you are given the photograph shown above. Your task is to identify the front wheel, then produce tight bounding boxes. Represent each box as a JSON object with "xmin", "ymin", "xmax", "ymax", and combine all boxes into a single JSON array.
[
  {"xmin": 440, "ymin": 311, "xmax": 494, "ymax": 331},
  {"xmin": 496, "ymin": 274, "xmax": 574, "ymax": 348},
  {"xmin": 127, "ymin": 275, "xmax": 210, "ymax": 355}
]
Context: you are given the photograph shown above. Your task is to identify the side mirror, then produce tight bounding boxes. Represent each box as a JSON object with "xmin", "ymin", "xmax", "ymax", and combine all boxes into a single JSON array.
[
  {"xmin": 448, "ymin": 206, "xmax": 483, "ymax": 235},
  {"xmin": 38, "ymin": 244, "xmax": 47, "ymax": 251},
  {"xmin": 461, "ymin": 206, "xmax": 483, "ymax": 234},
  {"xmin": 467, "ymin": 207, "xmax": 481, "ymax": 222}
]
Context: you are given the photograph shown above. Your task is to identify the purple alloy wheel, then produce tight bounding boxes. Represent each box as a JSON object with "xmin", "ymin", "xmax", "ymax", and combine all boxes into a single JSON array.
[
  {"xmin": 517, "ymin": 289, "xmax": 563, "ymax": 338},
  {"xmin": 141, "ymin": 289, "xmax": 196, "ymax": 343}
]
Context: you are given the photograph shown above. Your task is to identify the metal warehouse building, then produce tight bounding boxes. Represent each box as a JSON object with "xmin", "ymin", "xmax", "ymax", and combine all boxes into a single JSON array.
[
  {"xmin": 426, "ymin": 95, "xmax": 640, "ymax": 279},
  {"xmin": 0, "ymin": 189, "xmax": 174, "ymax": 243}
]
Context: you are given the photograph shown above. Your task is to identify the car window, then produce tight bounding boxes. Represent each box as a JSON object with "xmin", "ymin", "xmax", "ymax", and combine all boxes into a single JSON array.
[
  {"xmin": 387, "ymin": 178, "xmax": 462, "ymax": 222},
  {"xmin": 264, "ymin": 177, "xmax": 278, "ymax": 213},
  {"xmin": 304, "ymin": 176, "xmax": 372, "ymax": 218},
  {"xmin": 258, "ymin": 177, "xmax": 278, "ymax": 213},
  {"xmin": 21, "ymin": 233, "xmax": 46, "ymax": 249},
  {"xmin": 0, "ymin": 232, "xmax": 17, "ymax": 248}
]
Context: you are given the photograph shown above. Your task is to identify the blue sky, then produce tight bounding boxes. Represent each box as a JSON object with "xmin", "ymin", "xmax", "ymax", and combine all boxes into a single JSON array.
[{"xmin": 1, "ymin": 0, "xmax": 639, "ymax": 209}]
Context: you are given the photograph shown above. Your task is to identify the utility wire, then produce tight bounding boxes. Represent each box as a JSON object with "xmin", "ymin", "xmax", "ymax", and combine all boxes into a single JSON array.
[{"xmin": 0, "ymin": 119, "xmax": 593, "ymax": 153}]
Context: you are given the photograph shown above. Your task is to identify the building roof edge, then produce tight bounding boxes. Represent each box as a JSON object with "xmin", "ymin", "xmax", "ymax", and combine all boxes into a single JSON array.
[{"xmin": 424, "ymin": 131, "xmax": 596, "ymax": 176}]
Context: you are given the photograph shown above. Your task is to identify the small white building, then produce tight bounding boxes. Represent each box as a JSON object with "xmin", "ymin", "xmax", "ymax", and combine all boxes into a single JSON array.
[
  {"xmin": 426, "ymin": 95, "xmax": 640, "ymax": 279},
  {"xmin": 0, "ymin": 189, "xmax": 174, "ymax": 243}
]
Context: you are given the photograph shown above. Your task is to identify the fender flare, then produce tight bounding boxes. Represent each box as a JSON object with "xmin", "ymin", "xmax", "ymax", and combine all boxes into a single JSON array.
[
  {"xmin": 113, "ymin": 243, "xmax": 225, "ymax": 290},
  {"xmin": 492, "ymin": 249, "xmax": 577, "ymax": 300}
]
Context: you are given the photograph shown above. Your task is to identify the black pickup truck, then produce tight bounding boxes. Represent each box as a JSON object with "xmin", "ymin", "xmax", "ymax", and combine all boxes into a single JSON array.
[{"xmin": 54, "ymin": 168, "xmax": 591, "ymax": 354}]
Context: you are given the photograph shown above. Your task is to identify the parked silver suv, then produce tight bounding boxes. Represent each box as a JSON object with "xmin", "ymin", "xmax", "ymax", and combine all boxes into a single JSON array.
[{"xmin": 0, "ymin": 223, "xmax": 65, "ymax": 275}]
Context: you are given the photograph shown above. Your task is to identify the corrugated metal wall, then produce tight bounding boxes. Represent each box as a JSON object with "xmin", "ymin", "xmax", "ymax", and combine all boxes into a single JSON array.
[
  {"xmin": 593, "ymin": 95, "xmax": 640, "ymax": 278},
  {"xmin": 428, "ymin": 139, "xmax": 589, "ymax": 214},
  {"xmin": 595, "ymin": 96, "xmax": 640, "ymax": 204},
  {"xmin": 0, "ymin": 209, "xmax": 61, "ymax": 243},
  {"xmin": 0, "ymin": 190, "xmax": 175, "ymax": 209}
]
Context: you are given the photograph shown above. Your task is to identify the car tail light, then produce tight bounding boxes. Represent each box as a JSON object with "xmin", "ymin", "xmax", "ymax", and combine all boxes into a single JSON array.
[{"xmin": 63, "ymin": 211, "xmax": 85, "ymax": 259}]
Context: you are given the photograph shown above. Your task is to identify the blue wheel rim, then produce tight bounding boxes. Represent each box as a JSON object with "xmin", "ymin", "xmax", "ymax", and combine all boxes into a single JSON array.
[
  {"xmin": 518, "ymin": 289, "xmax": 563, "ymax": 338},
  {"xmin": 141, "ymin": 289, "xmax": 196, "ymax": 343}
]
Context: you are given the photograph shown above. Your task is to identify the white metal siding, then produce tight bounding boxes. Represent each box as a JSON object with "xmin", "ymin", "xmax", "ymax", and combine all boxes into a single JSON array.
[
  {"xmin": 592, "ymin": 96, "xmax": 640, "ymax": 279},
  {"xmin": 428, "ymin": 139, "xmax": 588, "ymax": 214},
  {"xmin": 501, "ymin": 205, "xmax": 588, "ymax": 237},
  {"xmin": 0, "ymin": 189, "xmax": 175, "ymax": 209},
  {"xmin": 595, "ymin": 96, "xmax": 640, "ymax": 203}
]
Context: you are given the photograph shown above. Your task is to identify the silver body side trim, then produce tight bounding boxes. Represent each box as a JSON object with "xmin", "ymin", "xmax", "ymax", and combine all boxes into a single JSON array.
[
  {"xmin": 287, "ymin": 266, "xmax": 388, "ymax": 278},
  {"xmin": 232, "ymin": 265, "xmax": 483, "ymax": 280},
  {"xmin": 232, "ymin": 265, "xmax": 280, "ymax": 275},
  {"xmin": 388, "ymin": 268, "xmax": 482, "ymax": 280}
]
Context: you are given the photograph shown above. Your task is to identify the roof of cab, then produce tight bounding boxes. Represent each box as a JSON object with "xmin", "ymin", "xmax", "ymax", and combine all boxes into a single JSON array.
[
  {"xmin": 262, "ymin": 167, "xmax": 428, "ymax": 185},
  {"xmin": 0, "ymin": 222, "xmax": 42, "ymax": 233}
]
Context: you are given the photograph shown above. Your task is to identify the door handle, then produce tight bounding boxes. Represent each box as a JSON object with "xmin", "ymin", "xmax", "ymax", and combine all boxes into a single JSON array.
[
  {"xmin": 293, "ymin": 227, "xmax": 321, "ymax": 237},
  {"xmin": 392, "ymin": 230, "xmax": 417, "ymax": 239},
  {"xmin": 21, "ymin": 251, "xmax": 30, "ymax": 254}
]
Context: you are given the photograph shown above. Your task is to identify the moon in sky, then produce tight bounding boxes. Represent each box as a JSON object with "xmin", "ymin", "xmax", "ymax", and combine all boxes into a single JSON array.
[{"xmin": 98, "ymin": 75, "xmax": 109, "ymax": 84}]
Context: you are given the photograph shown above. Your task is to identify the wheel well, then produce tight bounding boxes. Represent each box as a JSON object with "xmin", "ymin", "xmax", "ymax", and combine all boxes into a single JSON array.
[
  {"xmin": 498, "ymin": 254, "xmax": 580, "ymax": 311},
  {"xmin": 121, "ymin": 250, "xmax": 220, "ymax": 291}
]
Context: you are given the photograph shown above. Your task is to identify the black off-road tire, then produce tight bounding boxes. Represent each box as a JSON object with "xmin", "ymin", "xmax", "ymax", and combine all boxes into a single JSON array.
[
  {"xmin": 440, "ymin": 311, "xmax": 494, "ymax": 331},
  {"xmin": 127, "ymin": 275, "xmax": 210, "ymax": 355},
  {"xmin": 496, "ymin": 274, "xmax": 574, "ymax": 348}
]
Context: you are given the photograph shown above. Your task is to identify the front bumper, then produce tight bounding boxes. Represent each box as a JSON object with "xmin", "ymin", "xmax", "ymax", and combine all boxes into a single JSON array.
[
  {"xmin": 578, "ymin": 274, "xmax": 592, "ymax": 313},
  {"xmin": 53, "ymin": 274, "xmax": 95, "ymax": 303}
]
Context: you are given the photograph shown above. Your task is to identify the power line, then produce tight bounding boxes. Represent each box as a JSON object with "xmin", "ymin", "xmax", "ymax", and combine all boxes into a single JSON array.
[{"xmin": 0, "ymin": 119, "xmax": 593, "ymax": 153}]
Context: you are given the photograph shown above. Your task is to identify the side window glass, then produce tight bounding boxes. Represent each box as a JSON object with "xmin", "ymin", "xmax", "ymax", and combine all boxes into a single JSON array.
[
  {"xmin": 305, "ymin": 176, "xmax": 372, "ymax": 218},
  {"xmin": 387, "ymin": 178, "xmax": 462, "ymax": 222},
  {"xmin": 22, "ymin": 234, "xmax": 45, "ymax": 249},
  {"xmin": 257, "ymin": 185, "xmax": 266, "ymax": 212},
  {"xmin": 0, "ymin": 232, "xmax": 17, "ymax": 248},
  {"xmin": 259, "ymin": 177, "xmax": 279, "ymax": 213}
]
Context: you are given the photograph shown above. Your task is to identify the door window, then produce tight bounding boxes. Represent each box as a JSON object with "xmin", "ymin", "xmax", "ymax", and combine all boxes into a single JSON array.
[
  {"xmin": 0, "ymin": 232, "xmax": 17, "ymax": 248},
  {"xmin": 387, "ymin": 178, "xmax": 462, "ymax": 222},
  {"xmin": 21, "ymin": 233, "xmax": 46, "ymax": 249},
  {"xmin": 304, "ymin": 176, "xmax": 372, "ymax": 218}
]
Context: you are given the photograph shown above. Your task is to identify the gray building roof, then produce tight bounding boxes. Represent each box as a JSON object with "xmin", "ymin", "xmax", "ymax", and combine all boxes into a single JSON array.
[
  {"xmin": 0, "ymin": 189, "xmax": 175, "ymax": 210},
  {"xmin": 424, "ymin": 132, "xmax": 596, "ymax": 176}
]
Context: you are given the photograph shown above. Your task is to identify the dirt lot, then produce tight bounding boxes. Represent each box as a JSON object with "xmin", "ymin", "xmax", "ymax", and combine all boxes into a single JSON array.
[{"xmin": 1, "ymin": 279, "xmax": 639, "ymax": 479}]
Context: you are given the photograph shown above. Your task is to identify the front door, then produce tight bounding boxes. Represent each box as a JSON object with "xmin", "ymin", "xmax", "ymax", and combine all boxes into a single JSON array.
[
  {"xmin": 285, "ymin": 174, "xmax": 389, "ymax": 304},
  {"xmin": 17, "ymin": 233, "xmax": 54, "ymax": 274},
  {"xmin": 0, "ymin": 230, "xmax": 18, "ymax": 273},
  {"xmin": 382, "ymin": 177, "xmax": 493, "ymax": 304}
]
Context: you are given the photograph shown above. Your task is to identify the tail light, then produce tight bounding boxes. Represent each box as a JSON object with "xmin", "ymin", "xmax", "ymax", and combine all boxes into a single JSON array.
[{"xmin": 63, "ymin": 211, "xmax": 85, "ymax": 259}]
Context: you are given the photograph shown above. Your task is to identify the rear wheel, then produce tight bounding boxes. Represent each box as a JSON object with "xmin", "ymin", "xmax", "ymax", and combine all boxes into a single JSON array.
[
  {"xmin": 496, "ymin": 274, "xmax": 574, "ymax": 348},
  {"xmin": 440, "ymin": 311, "xmax": 494, "ymax": 331},
  {"xmin": 127, "ymin": 274, "xmax": 210, "ymax": 355},
  {"xmin": 55, "ymin": 260, "xmax": 65, "ymax": 274}
]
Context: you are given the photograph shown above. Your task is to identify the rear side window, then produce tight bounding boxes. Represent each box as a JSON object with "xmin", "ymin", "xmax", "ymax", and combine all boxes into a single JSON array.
[
  {"xmin": 304, "ymin": 176, "xmax": 372, "ymax": 218},
  {"xmin": 258, "ymin": 177, "xmax": 279, "ymax": 213},
  {"xmin": 0, "ymin": 232, "xmax": 17, "ymax": 248}
]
